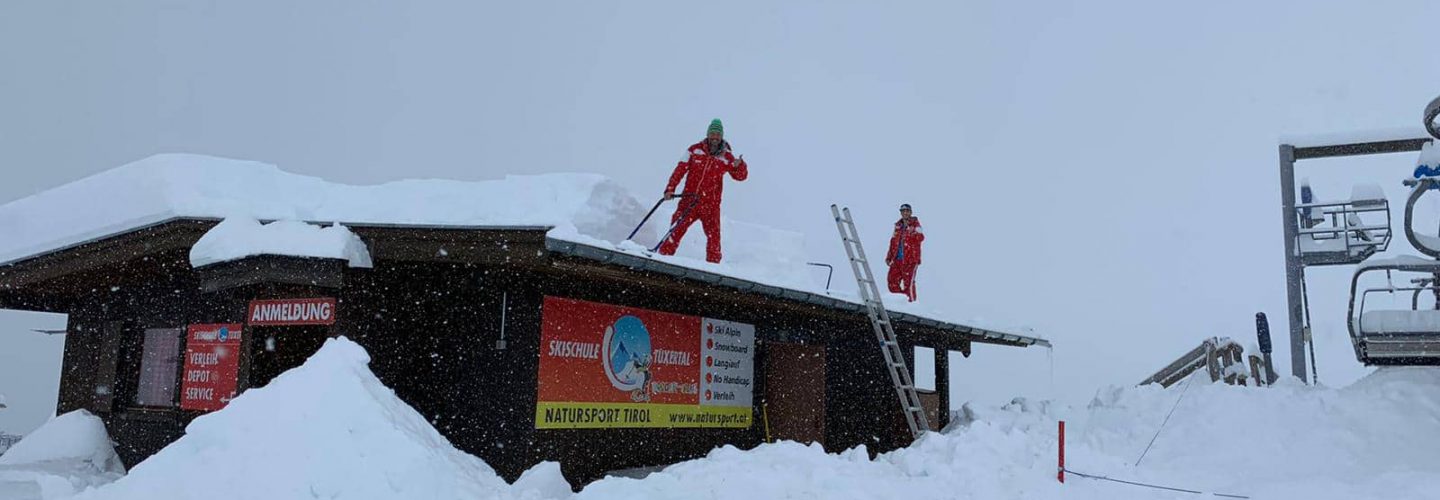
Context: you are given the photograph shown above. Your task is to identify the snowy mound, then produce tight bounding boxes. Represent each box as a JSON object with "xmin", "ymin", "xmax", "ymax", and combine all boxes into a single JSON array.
[
  {"xmin": 579, "ymin": 369, "xmax": 1440, "ymax": 500},
  {"xmin": 0, "ymin": 411, "xmax": 125, "ymax": 499},
  {"xmin": 0, "ymin": 153, "xmax": 653, "ymax": 265},
  {"xmin": 77, "ymin": 337, "xmax": 568, "ymax": 500},
  {"xmin": 577, "ymin": 414, "xmax": 1059, "ymax": 500}
]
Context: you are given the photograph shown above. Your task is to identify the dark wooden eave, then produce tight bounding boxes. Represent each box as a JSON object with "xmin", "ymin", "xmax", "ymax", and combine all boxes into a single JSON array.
[
  {"xmin": 0, "ymin": 219, "xmax": 553, "ymax": 311},
  {"xmin": 196, "ymin": 256, "xmax": 347, "ymax": 292},
  {"xmin": 543, "ymin": 238, "xmax": 1047, "ymax": 349}
]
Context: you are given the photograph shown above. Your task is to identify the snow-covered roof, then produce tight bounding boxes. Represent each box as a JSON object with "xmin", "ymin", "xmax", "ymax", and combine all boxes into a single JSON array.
[
  {"xmin": 548, "ymin": 239, "xmax": 1048, "ymax": 347},
  {"xmin": 0, "ymin": 153, "xmax": 653, "ymax": 266},
  {"xmin": 0, "ymin": 154, "xmax": 1047, "ymax": 347}
]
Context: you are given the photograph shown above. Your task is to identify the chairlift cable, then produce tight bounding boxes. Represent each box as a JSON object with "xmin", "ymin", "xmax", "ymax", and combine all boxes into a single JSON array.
[{"xmin": 1134, "ymin": 374, "xmax": 1193, "ymax": 467}]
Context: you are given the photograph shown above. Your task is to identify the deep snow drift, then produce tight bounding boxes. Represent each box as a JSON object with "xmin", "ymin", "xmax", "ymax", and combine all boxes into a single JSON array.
[
  {"xmin": 33, "ymin": 336, "xmax": 1440, "ymax": 500},
  {"xmin": 0, "ymin": 411, "xmax": 124, "ymax": 500},
  {"xmin": 580, "ymin": 369, "xmax": 1440, "ymax": 500},
  {"xmin": 74, "ymin": 337, "xmax": 569, "ymax": 500}
]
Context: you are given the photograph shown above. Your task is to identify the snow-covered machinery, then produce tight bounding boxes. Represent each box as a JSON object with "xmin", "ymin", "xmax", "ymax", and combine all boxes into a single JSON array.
[
  {"xmin": 1140, "ymin": 337, "xmax": 1258, "ymax": 388},
  {"xmin": 1279, "ymin": 97, "xmax": 1440, "ymax": 381}
]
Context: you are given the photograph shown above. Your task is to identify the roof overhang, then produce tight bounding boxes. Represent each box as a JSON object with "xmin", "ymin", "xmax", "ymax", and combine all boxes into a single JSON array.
[
  {"xmin": 544, "ymin": 238, "xmax": 1051, "ymax": 348},
  {"xmin": 0, "ymin": 216, "xmax": 1053, "ymax": 349}
]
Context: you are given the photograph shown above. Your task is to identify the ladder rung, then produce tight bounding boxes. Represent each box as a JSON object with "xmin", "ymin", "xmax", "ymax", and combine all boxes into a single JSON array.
[{"xmin": 835, "ymin": 205, "xmax": 926, "ymax": 440}]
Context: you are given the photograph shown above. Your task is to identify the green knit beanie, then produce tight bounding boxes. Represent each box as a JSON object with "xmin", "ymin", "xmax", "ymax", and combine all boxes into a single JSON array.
[{"xmin": 707, "ymin": 118, "xmax": 724, "ymax": 137}]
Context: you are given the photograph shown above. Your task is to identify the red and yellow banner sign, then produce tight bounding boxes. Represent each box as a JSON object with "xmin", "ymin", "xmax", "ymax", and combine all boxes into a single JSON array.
[
  {"xmin": 536, "ymin": 296, "xmax": 755, "ymax": 429},
  {"xmin": 180, "ymin": 323, "xmax": 242, "ymax": 412}
]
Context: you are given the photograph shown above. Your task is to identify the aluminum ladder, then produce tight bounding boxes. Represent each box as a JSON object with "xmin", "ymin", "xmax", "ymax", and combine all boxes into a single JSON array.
[{"xmin": 830, "ymin": 204, "xmax": 930, "ymax": 439}]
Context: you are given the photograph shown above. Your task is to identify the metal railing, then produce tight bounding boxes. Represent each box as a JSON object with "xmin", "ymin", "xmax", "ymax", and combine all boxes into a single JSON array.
[{"xmin": 1293, "ymin": 198, "xmax": 1391, "ymax": 265}]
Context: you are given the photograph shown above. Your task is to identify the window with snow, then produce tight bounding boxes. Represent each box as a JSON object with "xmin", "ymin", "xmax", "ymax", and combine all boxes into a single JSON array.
[
  {"xmin": 913, "ymin": 346, "xmax": 936, "ymax": 392},
  {"xmin": 135, "ymin": 328, "xmax": 182, "ymax": 407}
]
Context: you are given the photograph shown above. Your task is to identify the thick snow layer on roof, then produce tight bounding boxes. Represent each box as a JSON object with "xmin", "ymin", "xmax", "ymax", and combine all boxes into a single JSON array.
[
  {"xmin": 0, "ymin": 153, "xmax": 654, "ymax": 265},
  {"xmin": 0, "ymin": 410, "xmax": 124, "ymax": 499},
  {"xmin": 1, "ymin": 153, "xmax": 1039, "ymax": 341},
  {"xmin": 589, "ymin": 237, "xmax": 1035, "ymax": 339},
  {"xmin": 1281, "ymin": 127, "xmax": 1431, "ymax": 148},
  {"xmin": 189, "ymin": 218, "xmax": 373, "ymax": 268},
  {"xmin": 75, "ymin": 337, "xmax": 568, "ymax": 500}
]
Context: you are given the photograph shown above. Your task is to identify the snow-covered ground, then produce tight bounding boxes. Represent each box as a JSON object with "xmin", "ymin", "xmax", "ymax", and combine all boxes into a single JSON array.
[
  {"xmin": 3, "ymin": 338, "xmax": 1434, "ymax": 500},
  {"xmin": 0, "ymin": 411, "xmax": 124, "ymax": 500}
]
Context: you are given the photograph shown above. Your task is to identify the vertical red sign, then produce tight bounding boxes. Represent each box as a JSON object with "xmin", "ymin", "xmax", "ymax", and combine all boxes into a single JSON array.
[{"xmin": 180, "ymin": 323, "xmax": 243, "ymax": 412}]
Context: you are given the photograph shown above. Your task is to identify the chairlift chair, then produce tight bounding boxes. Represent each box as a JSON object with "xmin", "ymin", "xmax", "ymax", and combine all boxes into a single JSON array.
[
  {"xmin": 1346, "ymin": 177, "xmax": 1440, "ymax": 365},
  {"xmin": 1294, "ymin": 184, "xmax": 1392, "ymax": 266}
]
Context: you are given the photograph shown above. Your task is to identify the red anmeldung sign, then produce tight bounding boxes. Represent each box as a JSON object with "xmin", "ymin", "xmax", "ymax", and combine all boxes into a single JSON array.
[
  {"xmin": 247, "ymin": 297, "xmax": 337, "ymax": 326},
  {"xmin": 180, "ymin": 323, "xmax": 242, "ymax": 412}
]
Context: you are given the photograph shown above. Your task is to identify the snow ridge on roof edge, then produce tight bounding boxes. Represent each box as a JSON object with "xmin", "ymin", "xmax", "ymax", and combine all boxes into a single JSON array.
[{"xmin": 544, "ymin": 237, "xmax": 1051, "ymax": 348}]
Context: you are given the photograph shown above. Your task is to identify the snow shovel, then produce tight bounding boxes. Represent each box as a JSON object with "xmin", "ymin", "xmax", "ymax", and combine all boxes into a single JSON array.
[
  {"xmin": 626, "ymin": 194, "xmax": 692, "ymax": 243},
  {"xmin": 651, "ymin": 194, "xmax": 698, "ymax": 252}
]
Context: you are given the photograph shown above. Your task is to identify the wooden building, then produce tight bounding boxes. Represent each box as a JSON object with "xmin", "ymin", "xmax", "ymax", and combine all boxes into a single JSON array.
[{"xmin": 0, "ymin": 170, "xmax": 1048, "ymax": 485}]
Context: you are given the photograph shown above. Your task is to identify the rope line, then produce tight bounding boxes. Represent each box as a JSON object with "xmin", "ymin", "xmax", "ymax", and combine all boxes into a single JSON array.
[
  {"xmin": 1135, "ymin": 374, "xmax": 1192, "ymax": 467},
  {"xmin": 1062, "ymin": 468, "xmax": 1249, "ymax": 499}
]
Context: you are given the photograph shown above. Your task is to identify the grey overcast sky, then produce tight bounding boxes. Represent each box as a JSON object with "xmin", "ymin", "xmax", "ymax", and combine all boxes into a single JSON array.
[{"xmin": 3, "ymin": 1, "xmax": 1439, "ymax": 433}]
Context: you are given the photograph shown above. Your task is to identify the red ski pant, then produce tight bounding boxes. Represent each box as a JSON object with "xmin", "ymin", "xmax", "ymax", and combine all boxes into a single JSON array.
[
  {"xmin": 887, "ymin": 261, "xmax": 918, "ymax": 302},
  {"xmin": 657, "ymin": 201, "xmax": 723, "ymax": 263}
]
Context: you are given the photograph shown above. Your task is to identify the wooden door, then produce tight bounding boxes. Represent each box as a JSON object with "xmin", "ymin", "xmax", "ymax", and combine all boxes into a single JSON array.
[{"xmin": 764, "ymin": 343, "xmax": 826, "ymax": 445}]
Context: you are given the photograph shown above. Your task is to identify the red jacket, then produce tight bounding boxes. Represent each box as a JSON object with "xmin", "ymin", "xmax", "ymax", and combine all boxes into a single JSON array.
[
  {"xmin": 887, "ymin": 217, "xmax": 924, "ymax": 265},
  {"xmin": 665, "ymin": 141, "xmax": 748, "ymax": 206}
]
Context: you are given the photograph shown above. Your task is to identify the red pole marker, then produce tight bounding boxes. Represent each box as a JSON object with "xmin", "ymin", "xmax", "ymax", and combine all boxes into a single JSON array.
[{"xmin": 1057, "ymin": 420, "xmax": 1066, "ymax": 483}]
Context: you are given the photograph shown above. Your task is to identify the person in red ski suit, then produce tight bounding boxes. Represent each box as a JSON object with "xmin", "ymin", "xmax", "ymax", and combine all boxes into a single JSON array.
[
  {"xmin": 656, "ymin": 118, "xmax": 748, "ymax": 263},
  {"xmin": 885, "ymin": 204, "xmax": 923, "ymax": 302}
]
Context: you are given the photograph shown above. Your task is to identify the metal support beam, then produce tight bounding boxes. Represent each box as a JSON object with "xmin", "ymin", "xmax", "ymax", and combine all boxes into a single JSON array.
[
  {"xmin": 1279, "ymin": 144, "xmax": 1308, "ymax": 382},
  {"xmin": 935, "ymin": 347, "xmax": 950, "ymax": 430}
]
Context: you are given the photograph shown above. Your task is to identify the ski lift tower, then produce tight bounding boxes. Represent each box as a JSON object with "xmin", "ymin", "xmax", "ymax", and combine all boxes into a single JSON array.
[{"xmin": 1278, "ymin": 97, "xmax": 1440, "ymax": 382}]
